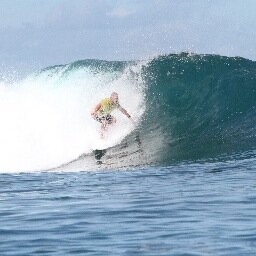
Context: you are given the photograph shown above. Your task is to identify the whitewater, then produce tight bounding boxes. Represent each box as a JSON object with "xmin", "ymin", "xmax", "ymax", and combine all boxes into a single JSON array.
[{"xmin": 0, "ymin": 61, "xmax": 145, "ymax": 172}]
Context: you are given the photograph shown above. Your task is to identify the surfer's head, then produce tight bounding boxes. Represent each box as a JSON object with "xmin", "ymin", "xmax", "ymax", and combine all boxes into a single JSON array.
[{"xmin": 110, "ymin": 92, "xmax": 119, "ymax": 104}]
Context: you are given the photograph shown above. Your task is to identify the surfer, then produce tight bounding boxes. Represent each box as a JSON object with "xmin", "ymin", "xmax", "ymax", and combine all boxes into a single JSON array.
[{"xmin": 91, "ymin": 92, "xmax": 134, "ymax": 138}]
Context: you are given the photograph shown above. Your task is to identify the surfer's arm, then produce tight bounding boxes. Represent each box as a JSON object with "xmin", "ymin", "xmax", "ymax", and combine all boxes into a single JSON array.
[
  {"xmin": 91, "ymin": 103, "xmax": 101, "ymax": 116},
  {"xmin": 119, "ymin": 106, "xmax": 134, "ymax": 123}
]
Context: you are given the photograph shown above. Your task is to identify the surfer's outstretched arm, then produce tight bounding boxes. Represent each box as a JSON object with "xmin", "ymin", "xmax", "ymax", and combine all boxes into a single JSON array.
[{"xmin": 119, "ymin": 106, "xmax": 135, "ymax": 123}]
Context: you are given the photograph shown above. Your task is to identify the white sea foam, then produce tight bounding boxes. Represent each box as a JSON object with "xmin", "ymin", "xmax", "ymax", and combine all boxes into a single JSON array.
[{"xmin": 0, "ymin": 63, "xmax": 145, "ymax": 172}]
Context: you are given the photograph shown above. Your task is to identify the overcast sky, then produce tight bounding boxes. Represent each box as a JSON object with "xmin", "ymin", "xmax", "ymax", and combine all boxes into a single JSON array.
[{"xmin": 0, "ymin": 0, "xmax": 255, "ymax": 73}]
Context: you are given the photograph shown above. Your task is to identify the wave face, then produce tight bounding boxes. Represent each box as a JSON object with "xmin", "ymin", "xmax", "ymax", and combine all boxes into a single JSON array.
[
  {"xmin": 141, "ymin": 53, "xmax": 256, "ymax": 164},
  {"xmin": 1, "ymin": 53, "xmax": 256, "ymax": 172}
]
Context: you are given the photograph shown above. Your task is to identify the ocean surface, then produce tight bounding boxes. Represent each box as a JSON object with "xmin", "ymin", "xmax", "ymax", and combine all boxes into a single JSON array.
[{"xmin": 0, "ymin": 53, "xmax": 256, "ymax": 255}]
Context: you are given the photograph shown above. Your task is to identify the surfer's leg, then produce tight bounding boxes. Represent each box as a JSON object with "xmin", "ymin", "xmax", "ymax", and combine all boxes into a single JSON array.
[
  {"xmin": 99, "ymin": 115, "xmax": 115, "ymax": 139},
  {"xmin": 100, "ymin": 120, "xmax": 108, "ymax": 139},
  {"xmin": 112, "ymin": 116, "xmax": 117, "ymax": 124},
  {"xmin": 106, "ymin": 114, "xmax": 116, "ymax": 125},
  {"xmin": 100, "ymin": 128, "xmax": 104, "ymax": 139},
  {"xmin": 94, "ymin": 115, "xmax": 106, "ymax": 138}
]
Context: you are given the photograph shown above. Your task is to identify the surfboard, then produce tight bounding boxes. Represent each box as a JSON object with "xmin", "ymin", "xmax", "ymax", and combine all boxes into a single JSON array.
[{"xmin": 93, "ymin": 149, "xmax": 107, "ymax": 164}]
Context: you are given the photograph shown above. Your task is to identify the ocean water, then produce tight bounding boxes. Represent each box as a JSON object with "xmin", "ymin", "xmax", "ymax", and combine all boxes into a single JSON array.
[
  {"xmin": 1, "ymin": 155, "xmax": 256, "ymax": 255},
  {"xmin": 0, "ymin": 53, "xmax": 256, "ymax": 255}
]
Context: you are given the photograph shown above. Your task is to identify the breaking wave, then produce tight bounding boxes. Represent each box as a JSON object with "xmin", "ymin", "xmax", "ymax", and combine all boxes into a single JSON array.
[{"xmin": 1, "ymin": 53, "xmax": 256, "ymax": 172}]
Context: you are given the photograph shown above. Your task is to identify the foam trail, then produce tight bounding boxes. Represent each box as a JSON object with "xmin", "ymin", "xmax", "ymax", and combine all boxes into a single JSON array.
[{"xmin": 0, "ymin": 62, "xmax": 145, "ymax": 172}]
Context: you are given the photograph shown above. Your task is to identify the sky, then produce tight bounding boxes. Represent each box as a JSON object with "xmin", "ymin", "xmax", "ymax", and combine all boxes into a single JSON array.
[{"xmin": 0, "ymin": 0, "xmax": 255, "ymax": 74}]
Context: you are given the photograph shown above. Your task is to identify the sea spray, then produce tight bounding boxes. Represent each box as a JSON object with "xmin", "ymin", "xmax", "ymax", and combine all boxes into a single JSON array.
[{"xmin": 0, "ymin": 61, "xmax": 145, "ymax": 172}]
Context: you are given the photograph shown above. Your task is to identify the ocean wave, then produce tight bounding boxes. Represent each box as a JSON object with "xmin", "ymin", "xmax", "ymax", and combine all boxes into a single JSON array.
[{"xmin": 1, "ymin": 53, "xmax": 256, "ymax": 172}]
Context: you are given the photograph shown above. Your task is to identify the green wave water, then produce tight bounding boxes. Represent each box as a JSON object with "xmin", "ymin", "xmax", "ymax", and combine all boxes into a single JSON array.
[{"xmin": 140, "ymin": 53, "xmax": 256, "ymax": 164}]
